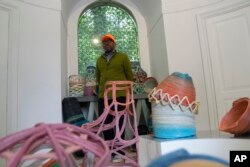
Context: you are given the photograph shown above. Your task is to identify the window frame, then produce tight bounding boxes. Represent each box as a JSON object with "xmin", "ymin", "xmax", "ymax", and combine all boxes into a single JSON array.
[
  {"xmin": 77, "ymin": 1, "xmax": 140, "ymax": 76},
  {"xmin": 67, "ymin": 0, "xmax": 151, "ymax": 77}
]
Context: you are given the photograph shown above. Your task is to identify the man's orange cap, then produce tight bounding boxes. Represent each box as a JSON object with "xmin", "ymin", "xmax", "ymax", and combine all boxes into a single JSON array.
[{"xmin": 101, "ymin": 34, "xmax": 116, "ymax": 43}]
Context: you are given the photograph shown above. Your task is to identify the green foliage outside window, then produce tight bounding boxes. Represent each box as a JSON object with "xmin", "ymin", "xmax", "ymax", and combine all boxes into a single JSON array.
[{"xmin": 78, "ymin": 2, "xmax": 139, "ymax": 76}]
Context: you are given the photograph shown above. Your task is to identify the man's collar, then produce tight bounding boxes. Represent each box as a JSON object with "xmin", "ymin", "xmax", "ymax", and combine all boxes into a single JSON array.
[{"xmin": 104, "ymin": 50, "xmax": 116, "ymax": 56}]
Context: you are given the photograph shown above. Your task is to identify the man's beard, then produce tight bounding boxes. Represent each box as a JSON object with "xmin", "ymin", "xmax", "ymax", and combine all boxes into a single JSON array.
[{"xmin": 105, "ymin": 49, "xmax": 114, "ymax": 54}]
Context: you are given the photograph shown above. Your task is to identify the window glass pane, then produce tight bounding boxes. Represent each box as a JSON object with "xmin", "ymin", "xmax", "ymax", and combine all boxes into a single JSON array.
[{"xmin": 78, "ymin": 3, "xmax": 139, "ymax": 76}]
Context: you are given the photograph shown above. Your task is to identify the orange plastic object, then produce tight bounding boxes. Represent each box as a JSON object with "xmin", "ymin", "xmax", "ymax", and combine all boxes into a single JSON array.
[{"xmin": 219, "ymin": 97, "xmax": 250, "ymax": 135}]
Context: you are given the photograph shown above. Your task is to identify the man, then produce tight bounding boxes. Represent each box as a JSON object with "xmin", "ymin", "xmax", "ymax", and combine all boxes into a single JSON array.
[
  {"xmin": 96, "ymin": 33, "xmax": 134, "ymax": 99},
  {"xmin": 95, "ymin": 33, "xmax": 134, "ymax": 162}
]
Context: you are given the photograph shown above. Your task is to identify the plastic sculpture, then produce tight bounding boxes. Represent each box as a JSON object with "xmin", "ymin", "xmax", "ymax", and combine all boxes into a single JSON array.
[
  {"xmin": 82, "ymin": 81, "xmax": 139, "ymax": 166},
  {"xmin": 219, "ymin": 97, "xmax": 250, "ymax": 135},
  {"xmin": 152, "ymin": 72, "xmax": 196, "ymax": 106},
  {"xmin": 69, "ymin": 75, "xmax": 85, "ymax": 97},
  {"xmin": 148, "ymin": 72, "xmax": 199, "ymax": 139},
  {"xmin": 84, "ymin": 66, "xmax": 97, "ymax": 96},
  {"xmin": 0, "ymin": 123, "xmax": 110, "ymax": 167}
]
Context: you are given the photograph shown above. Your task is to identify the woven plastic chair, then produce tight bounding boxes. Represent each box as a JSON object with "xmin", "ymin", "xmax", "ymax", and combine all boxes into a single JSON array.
[
  {"xmin": 0, "ymin": 123, "xmax": 110, "ymax": 167},
  {"xmin": 82, "ymin": 81, "xmax": 140, "ymax": 166}
]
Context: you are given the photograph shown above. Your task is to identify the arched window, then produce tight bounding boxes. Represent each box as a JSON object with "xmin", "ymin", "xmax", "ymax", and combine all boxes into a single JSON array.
[{"xmin": 78, "ymin": 1, "xmax": 139, "ymax": 76}]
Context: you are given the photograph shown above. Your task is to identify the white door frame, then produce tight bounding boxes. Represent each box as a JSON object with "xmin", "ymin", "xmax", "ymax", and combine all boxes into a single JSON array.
[
  {"xmin": 0, "ymin": 6, "xmax": 8, "ymax": 138},
  {"xmin": 0, "ymin": 1, "xmax": 20, "ymax": 136}
]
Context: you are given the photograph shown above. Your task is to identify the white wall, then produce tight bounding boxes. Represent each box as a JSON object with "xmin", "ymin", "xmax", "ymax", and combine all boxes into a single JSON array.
[
  {"xmin": 148, "ymin": 18, "xmax": 169, "ymax": 82},
  {"xmin": 61, "ymin": 15, "xmax": 68, "ymax": 99},
  {"xmin": 61, "ymin": 0, "xmax": 79, "ymax": 21},
  {"xmin": 139, "ymin": 0, "xmax": 169, "ymax": 82},
  {"xmin": 61, "ymin": 0, "xmax": 70, "ymax": 99},
  {"xmin": 0, "ymin": 0, "xmax": 63, "ymax": 133}
]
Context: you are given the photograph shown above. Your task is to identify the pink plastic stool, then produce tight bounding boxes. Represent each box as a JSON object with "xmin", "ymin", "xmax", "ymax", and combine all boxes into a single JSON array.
[{"xmin": 82, "ymin": 81, "xmax": 140, "ymax": 166}]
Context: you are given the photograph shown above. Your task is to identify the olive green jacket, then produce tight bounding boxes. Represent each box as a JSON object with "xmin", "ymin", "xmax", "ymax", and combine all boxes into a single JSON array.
[{"xmin": 96, "ymin": 51, "xmax": 134, "ymax": 98}]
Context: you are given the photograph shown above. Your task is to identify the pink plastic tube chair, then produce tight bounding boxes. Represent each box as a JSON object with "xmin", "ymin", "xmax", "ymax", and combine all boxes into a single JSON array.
[
  {"xmin": 82, "ymin": 81, "xmax": 140, "ymax": 166},
  {"xmin": 0, "ymin": 123, "xmax": 110, "ymax": 167}
]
